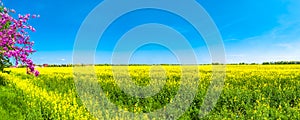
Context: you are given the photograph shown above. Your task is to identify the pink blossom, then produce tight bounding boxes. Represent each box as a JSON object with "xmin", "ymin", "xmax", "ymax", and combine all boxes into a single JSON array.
[
  {"xmin": 10, "ymin": 9, "xmax": 15, "ymax": 13},
  {"xmin": 32, "ymin": 14, "xmax": 36, "ymax": 18},
  {"xmin": 0, "ymin": 1, "xmax": 39, "ymax": 76}
]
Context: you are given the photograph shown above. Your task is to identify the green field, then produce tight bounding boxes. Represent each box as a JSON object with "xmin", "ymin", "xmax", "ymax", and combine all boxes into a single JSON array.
[{"xmin": 0, "ymin": 65, "xmax": 300, "ymax": 119}]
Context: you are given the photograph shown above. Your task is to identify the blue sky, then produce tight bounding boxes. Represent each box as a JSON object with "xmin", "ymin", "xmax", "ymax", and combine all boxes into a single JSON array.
[{"xmin": 3, "ymin": 0, "xmax": 300, "ymax": 64}]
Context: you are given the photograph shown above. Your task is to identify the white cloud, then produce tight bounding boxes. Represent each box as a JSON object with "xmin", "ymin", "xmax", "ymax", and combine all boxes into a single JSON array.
[{"xmin": 225, "ymin": 0, "xmax": 300, "ymax": 63}]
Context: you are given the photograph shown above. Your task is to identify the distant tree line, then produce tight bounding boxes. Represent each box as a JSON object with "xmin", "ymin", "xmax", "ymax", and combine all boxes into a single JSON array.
[
  {"xmin": 262, "ymin": 61, "xmax": 300, "ymax": 65},
  {"xmin": 227, "ymin": 63, "xmax": 258, "ymax": 65},
  {"xmin": 10, "ymin": 61, "xmax": 300, "ymax": 68},
  {"xmin": 15, "ymin": 64, "xmax": 74, "ymax": 68},
  {"xmin": 45, "ymin": 64, "xmax": 73, "ymax": 67},
  {"xmin": 219, "ymin": 61, "xmax": 300, "ymax": 65}
]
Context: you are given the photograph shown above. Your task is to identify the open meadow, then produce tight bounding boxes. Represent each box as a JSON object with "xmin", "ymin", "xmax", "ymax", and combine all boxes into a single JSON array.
[{"xmin": 0, "ymin": 65, "xmax": 299, "ymax": 119}]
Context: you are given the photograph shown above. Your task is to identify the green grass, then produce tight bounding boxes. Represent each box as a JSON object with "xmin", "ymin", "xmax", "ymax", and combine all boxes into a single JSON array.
[
  {"xmin": 0, "ymin": 65, "xmax": 300, "ymax": 119},
  {"xmin": 0, "ymin": 85, "xmax": 25, "ymax": 119}
]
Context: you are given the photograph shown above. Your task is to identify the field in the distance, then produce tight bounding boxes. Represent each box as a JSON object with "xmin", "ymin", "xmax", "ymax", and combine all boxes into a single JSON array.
[{"xmin": 0, "ymin": 65, "xmax": 299, "ymax": 119}]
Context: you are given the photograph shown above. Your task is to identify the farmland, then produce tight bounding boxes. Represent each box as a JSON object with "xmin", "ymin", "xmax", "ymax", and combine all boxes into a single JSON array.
[{"xmin": 0, "ymin": 65, "xmax": 300, "ymax": 119}]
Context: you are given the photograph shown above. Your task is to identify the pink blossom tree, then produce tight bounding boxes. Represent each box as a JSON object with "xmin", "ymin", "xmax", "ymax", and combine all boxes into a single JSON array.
[{"xmin": 0, "ymin": 1, "xmax": 39, "ymax": 76}]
